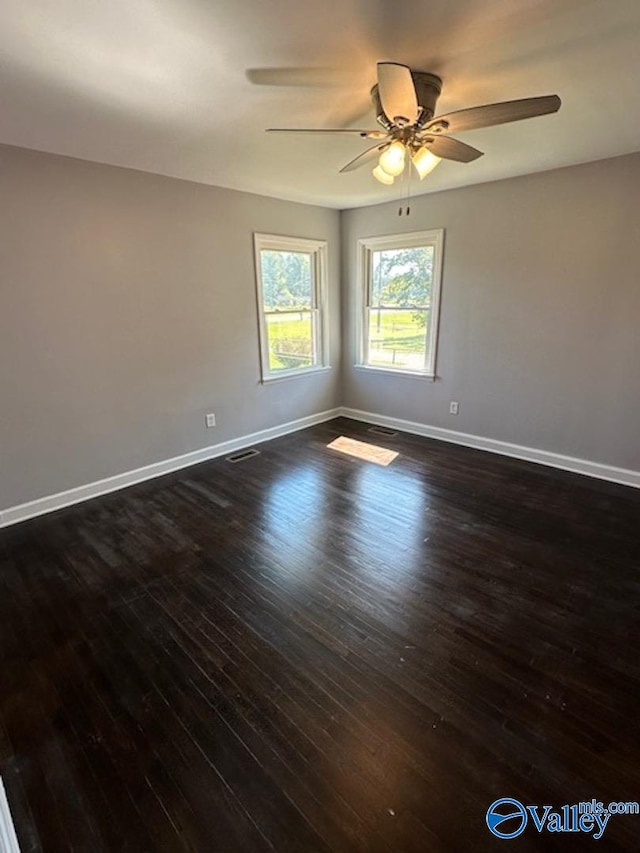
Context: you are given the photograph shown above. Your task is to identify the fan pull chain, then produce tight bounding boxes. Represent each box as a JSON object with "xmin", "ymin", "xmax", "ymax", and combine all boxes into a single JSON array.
[
  {"xmin": 398, "ymin": 150, "xmax": 412, "ymax": 216},
  {"xmin": 398, "ymin": 148, "xmax": 405, "ymax": 215}
]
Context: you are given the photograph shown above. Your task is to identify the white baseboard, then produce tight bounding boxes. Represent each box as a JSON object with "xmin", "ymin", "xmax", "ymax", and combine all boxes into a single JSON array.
[
  {"xmin": 339, "ymin": 407, "xmax": 640, "ymax": 489},
  {"xmin": 0, "ymin": 408, "xmax": 341, "ymax": 529},
  {"xmin": 2, "ymin": 404, "xmax": 637, "ymax": 529},
  {"xmin": 0, "ymin": 777, "xmax": 21, "ymax": 853}
]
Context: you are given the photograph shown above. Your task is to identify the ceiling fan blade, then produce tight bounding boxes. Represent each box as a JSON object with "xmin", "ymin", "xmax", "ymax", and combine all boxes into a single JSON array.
[
  {"xmin": 340, "ymin": 142, "xmax": 390, "ymax": 173},
  {"xmin": 267, "ymin": 128, "xmax": 388, "ymax": 139},
  {"xmin": 420, "ymin": 135, "xmax": 484, "ymax": 163},
  {"xmin": 377, "ymin": 62, "xmax": 419, "ymax": 126},
  {"xmin": 246, "ymin": 67, "xmax": 348, "ymax": 87},
  {"xmin": 426, "ymin": 94, "xmax": 561, "ymax": 134}
]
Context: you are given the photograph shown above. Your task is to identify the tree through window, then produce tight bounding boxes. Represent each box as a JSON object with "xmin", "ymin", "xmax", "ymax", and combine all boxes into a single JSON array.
[
  {"xmin": 359, "ymin": 230, "xmax": 444, "ymax": 376},
  {"xmin": 254, "ymin": 234, "xmax": 329, "ymax": 380}
]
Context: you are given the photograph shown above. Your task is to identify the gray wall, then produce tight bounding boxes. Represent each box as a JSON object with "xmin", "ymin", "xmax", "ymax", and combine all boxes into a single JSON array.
[
  {"xmin": 341, "ymin": 153, "xmax": 640, "ymax": 472},
  {"xmin": 0, "ymin": 144, "xmax": 341, "ymax": 508}
]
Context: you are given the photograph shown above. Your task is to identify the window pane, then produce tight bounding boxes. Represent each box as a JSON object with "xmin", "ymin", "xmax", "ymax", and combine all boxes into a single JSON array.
[
  {"xmin": 261, "ymin": 250, "xmax": 312, "ymax": 311},
  {"xmin": 267, "ymin": 311, "xmax": 314, "ymax": 371},
  {"xmin": 370, "ymin": 246, "xmax": 434, "ymax": 308},
  {"xmin": 366, "ymin": 308, "xmax": 428, "ymax": 371}
]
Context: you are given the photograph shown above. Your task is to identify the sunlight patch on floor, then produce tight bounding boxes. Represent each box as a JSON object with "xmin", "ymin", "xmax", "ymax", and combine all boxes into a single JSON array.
[{"xmin": 327, "ymin": 436, "xmax": 398, "ymax": 466}]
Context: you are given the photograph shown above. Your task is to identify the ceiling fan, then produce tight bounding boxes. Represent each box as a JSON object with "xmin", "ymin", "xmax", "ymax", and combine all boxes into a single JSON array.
[{"xmin": 267, "ymin": 62, "xmax": 561, "ymax": 184}]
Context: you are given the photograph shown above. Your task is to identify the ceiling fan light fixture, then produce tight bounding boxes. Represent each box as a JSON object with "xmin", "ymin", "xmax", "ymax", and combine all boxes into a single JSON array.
[
  {"xmin": 265, "ymin": 61, "xmax": 561, "ymax": 189},
  {"xmin": 378, "ymin": 141, "xmax": 406, "ymax": 177},
  {"xmin": 372, "ymin": 164, "xmax": 395, "ymax": 185},
  {"xmin": 412, "ymin": 146, "xmax": 441, "ymax": 179}
]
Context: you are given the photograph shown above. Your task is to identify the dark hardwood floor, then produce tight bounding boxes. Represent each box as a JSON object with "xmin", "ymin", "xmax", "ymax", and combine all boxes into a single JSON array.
[{"xmin": 1, "ymin": 417, "xmax": 639, "ymax": 852}]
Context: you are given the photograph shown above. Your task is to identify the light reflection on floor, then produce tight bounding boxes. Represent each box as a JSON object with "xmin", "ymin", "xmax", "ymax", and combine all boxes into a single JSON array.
[
  {"xmin": 259, "ymin": 449, "xmax": 435, "ymax": 606},
  {"xmin": 347, "ymin": 463, "xmax": 431, "ymax": 574},
  {"xmin": 260, "ymin": 464, "xmax": 327, "ymax": 583}
]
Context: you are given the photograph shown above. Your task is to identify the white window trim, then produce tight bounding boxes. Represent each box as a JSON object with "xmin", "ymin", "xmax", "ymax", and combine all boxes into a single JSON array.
[
  {"xmin": 254, "ymin": 233, "xmax": 330, "ymax": 383},
  {"xmin": 356, "ymin": 229, "xmax": 444, "ymax": 379}
]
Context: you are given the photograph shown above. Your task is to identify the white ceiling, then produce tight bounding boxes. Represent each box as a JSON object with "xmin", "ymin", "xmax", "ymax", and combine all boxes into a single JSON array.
[{"xmin": 1, "ymin": 0, "xmax": 639, "ymax": 209}]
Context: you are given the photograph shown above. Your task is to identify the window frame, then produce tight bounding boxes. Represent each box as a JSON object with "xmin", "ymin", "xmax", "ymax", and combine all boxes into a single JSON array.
[
  {"xmin": 356, "ymin": 229, "xmax": 444, "ymax": 379},
  {"xmin": 254, "ymin": 233, "xmax": 330, "ymax": 383}
]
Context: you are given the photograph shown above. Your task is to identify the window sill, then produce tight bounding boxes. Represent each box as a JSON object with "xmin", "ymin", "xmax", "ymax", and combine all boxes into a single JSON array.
[
  {"xmin": 261, "ymin": 365, "xmax": 332, "ymax": 384},
  {"xmin": 354, "ymin": 365, "xmax": 436, "ymax": 381}
]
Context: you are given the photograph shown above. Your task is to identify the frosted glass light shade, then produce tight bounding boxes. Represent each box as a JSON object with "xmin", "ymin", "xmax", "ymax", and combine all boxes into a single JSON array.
[
  {"xmin": 372, "ymin": 165, "xmax": 395, "ymax": 185},
  {"xmin": 412, "ymin": 147, "xmax": 441, "ymax": 179},
  {"xmin": 378, "ymin": 141, "xmax": 406, "ymax": 177}
]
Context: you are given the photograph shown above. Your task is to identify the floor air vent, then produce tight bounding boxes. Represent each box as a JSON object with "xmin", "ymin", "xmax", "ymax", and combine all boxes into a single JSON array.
[
  {"xmin": 226, "ymin": 448, "xmax": 260, "ymax": 463},
  {"xmin": 368, "ymin": 426, "xmax": 398, "ymax": 438}
]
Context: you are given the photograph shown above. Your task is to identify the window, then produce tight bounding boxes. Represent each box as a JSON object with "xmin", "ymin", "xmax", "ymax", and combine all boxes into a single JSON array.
[
  {"xmin": 254, "ymin": 233, "xmax": 329, "ymax": 381},
  {"xmin": 358, "ymin": 229, "xmax": 444, "ymax": 377}
]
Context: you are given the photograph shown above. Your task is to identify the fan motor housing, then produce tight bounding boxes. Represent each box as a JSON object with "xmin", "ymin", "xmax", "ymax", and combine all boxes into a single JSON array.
[{"xmin": 371, "ymin": 71, "xmax": 442, "ymax": 129}]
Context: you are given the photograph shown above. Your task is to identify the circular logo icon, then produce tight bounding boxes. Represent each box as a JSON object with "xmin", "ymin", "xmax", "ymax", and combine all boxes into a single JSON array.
[{"xmin": 486, "ymin": 798, "xmax": 528, "ymax": 839}]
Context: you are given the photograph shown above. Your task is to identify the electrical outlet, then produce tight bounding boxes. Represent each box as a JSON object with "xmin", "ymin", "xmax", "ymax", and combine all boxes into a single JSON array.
[
  {"xmin": 449, "ymin": 401, "xmax": 459, "ymax": 415},
  {"xmin": 205, "ymin": 413, "xmax": 216, "ymax": 428}
]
